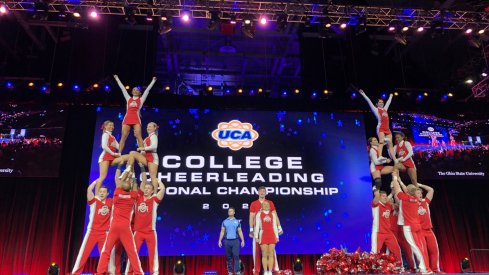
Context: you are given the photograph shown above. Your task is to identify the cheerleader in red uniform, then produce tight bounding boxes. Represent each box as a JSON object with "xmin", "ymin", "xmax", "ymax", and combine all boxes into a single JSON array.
[
  {"xmin": 254, "ymin": 201, "xmax": 281, "ymax": 275},
  {"xmin": 95, "ymin": 120, "xmax": 131, "ymax": 192},
  {"xmin": 393, "ymin": 132, "xmax": 418, "ymax": 186},
  {"xmin": 125, "ymin": 122, "xmax": 159, "ymax": 188},
  {"xmin": 113, "ymin": 75, "xmax": 156, "ymax": 154},
  {"xmin": 360, "ymin": 89, "xmax": 397, "ymax": 164},
  {"xmin": 368, "ymin": 137, "xmax": 395, "ymax": 190}
]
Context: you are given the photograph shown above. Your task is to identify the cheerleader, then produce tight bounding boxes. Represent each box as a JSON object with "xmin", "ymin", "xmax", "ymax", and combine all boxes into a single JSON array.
[
  {"xmin": 368, "ymin": 137, "xmax": 395, "ymax": 190},
  {"xmin": 125, "ymin": 122, "xmax": 159, "ymax": 188},
  {"xmin": 254, "ymin": 201, "xmax": 281, "ymax": 275},
  {"xmin": 393, "ymin": 132, "xmax": 418, "ymax": 186},
  {"xmin": 113, "ymin": 75, "xmax": 157, "ymax": 154},
  {"xmin": 359, "ymin": 89, "xmax": 397, "ymax": 164},
  {"xmin": 95, "ymin": 120, "xmax": 130, "ymax": 192}
]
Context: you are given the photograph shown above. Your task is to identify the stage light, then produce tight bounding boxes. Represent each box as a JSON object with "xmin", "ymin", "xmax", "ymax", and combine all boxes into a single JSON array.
[
  {"xmin": 73, "ymin": 12, "xmax": 81, "ymax": 18},
  {"xmin": 460, "ymin": 257, "xmax": 470, "ymax": 273},
  {"xmin": 57, "ymin": 82, "xmax": 63, "ymax": 87},
  {"xmin": 388, "ymin": 26, "xmax": 396, "ymax": 32},
  {"xmin": 482, "ymin": 72, "xmax": 488, "ymax": 77},
  {"xmin": 242, "ymin": 18, "xmax": 255, "ymax": 38},
  {"xmin": 0, "ymin": 4, "xmax": 8, "ymax": 14},
  {"xmin": 294, "ymin": 88, "xmax": 300, "ymax": 94},
  {"xmin": 448, "ymin": 92, "xmax": 454, "ymax": 97},
  {"xmin": 73, "ymin": 84, "xmax": 80, "ymax": 91},
  {"xmin": 124, "ymin": 6, "xmax": 136, "ymax": 25},
  {"xmin": 28, "ymin": 82, "xmax": 35, "ymax": 87},
  {"xmin": 230, "ymin": 14, "xmax": 237, "ymax": 24},
  {"xmin": 394, "ymin": 91, "xmax": 399, "ymax": 96},
  {"xmin": 281, "ymin": 91, "xmax": 288, "ymax": 97},
  {"xmin": 125, "ymin": 85, "xmax": 130, "ymax": 90},
  {"xmin": 165, "ymin": 85, "xmax": 171, "ymax": 91},
  {"xmin": 380, "ymin": 93, "xmax": 387, "ymax": 99},
  {"xmin": 323, "ymin": 89, "xmax": 329, "ymax": 95},
  {"xmin": 258, "ymin": 88, "xmax": 263, "ymax": 93},
  {"xmin": 89, "ymin": 9, "xmax": 98, "ymax": 19},
  {"xmin": 351, "ymin": 92, "xmax": 357, "ymax": 99},
  {"xmin": 478, "ymin": 29, "xmax": 485, "ymax": 34},
  {"xmin": 465, "ymin": 79, "xmax": 473, "ymax": 84},
  {"xmin": 41, "ymin": 85, "xmax": 49, "ymax": 93},
  {"xmin": 238, "ymin": 88, "xmax": 243, "ymax": 94},
  {"xmin": 311, "ymin": 92, "xmax": 318, "ymax": 99},
  {"xmin": 293, "ymin": 258, "xmax": 303, "ymax": 275},
  {"xmin": 260, "ymin": 16, "xmax": 267, "ymax": 25},
  {"xmin": 48, "ymin": 262, "xmax": 59, "ymax": 275},
  {"xmin": 276, "ymin": 13, "xmax": 287, "ymax": 32},
  {"xmin": 465, "ymin": 28, "xmax": 473, "ymax": 34},
  {"xmin": 173, "ymin": 259, "xmax": 185, "ymax": 275},
  {"xmin": 104, "ymin": 85, "xmax": 110, "ymax": 92},
  {"xmin": 93, "ymin": 83, "xmax": 99, "ymax": 88},
  {"xmin": 402, "ymin": 26, "xmax": 409, "ymax": 32},
  {"xmin": 423, "ymin": 92, "xmax": 428, "ymax": 96},
  {"xmin": 159, "ymin": 14, "xmax": 173, "ymax": 34},
  {"xmin": 340, "ymin": 23, "xmax": 347, "ymax": 29},
  {"xmin": 6, "ymin": 82, "xmax": 13, "ymax": 89},
  {"xmin": 181, "ymin": 12, "xmax": 190, "ymax": 22},
  {"xmin": 416, "ymin": 94, "xmax": 423, "ymax": 101},
  {"xmin": 417, "ymin": 26, "xmax": 424, "ymax": 32},
  {"xmin": 146, "ymin": 10, "xmax": 153, "ymax": 22},
  {"xmin": 208, "ymin": 10, "xmax": 220, "ymax": 30},
  {"xmin": 206, "ymin": 86, "xmax": 213, "ymax": 92}
]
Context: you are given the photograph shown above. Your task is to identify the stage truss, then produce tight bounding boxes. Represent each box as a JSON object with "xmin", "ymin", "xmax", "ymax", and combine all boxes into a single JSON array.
[{"xmin": 3, "ymin": 0, "xmax": 489, "ymax": 31}]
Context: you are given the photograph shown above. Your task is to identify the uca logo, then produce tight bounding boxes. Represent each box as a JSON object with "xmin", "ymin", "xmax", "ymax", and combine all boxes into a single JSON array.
[{"xmin": 211, "ymin": 120, "xmax": 259, "ymax": 151}]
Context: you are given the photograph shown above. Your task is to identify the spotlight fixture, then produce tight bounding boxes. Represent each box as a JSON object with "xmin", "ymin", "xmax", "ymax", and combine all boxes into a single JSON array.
[
  {"xmin": 89, "ymin": 8, "xmax": 98, "ymax": 19},
  {"xmin": 465, "ymin": 28, "xmax": 473, "ymax": 34},
  {"xmin": 206, "ymin": 86, "xmax": 213, "ymax": 92},
  {"xmin": 293, "ymin": 258, "xmax": 303, "ymax": 275},
  {"xmin": 146, "ymin": 10, "xmax": 153, "ymax": 22},
  {"xmin": 158, "ymin": 13, "xmax": 173, "ymax": 34},
  {"xmin": 323, "ymin": 89, "xmax": 329, "ymax": 95},
  {"xmin": 259, "ymin": 16, "xmax": 267, "ymax": 25},
  {"xmin": 208, "ymin": 10, "xmax": 220, "ymax": 30},
  {"xmin": 460, "ymin": 257, "xmax": 470, "ymax": 273},
  {"xmin": 48, "ymin": 262, "xmax": 59, "ymax": 275},
  {"xmin": 294, "ymin": 88, "xmax": 300, "ymax": 94},
  {"xmin": 402, "ymin": 26, "xmax": 409, "ymax": 32},
  {"xmin": 124, "ymin": 6, "xmax": 137, "ymax": 25},
  {"xmin": 340, "ymin": 22, "xmax": 347, "ymax": 29},
  {"xmin": 28, "ymin": 82, "xmax": 35, "ymax": 87},
  {"xmin": 181, "ymin": 11, "xmax": 190, "ymax": 22},
  {"xmin": 417, "ymin": 26, "xmax": 424, "ymax": 32},
  {"xmin": 73, "ymin": 11, "xmax": 81, "ymax": 18},
  {"xmin": 242, "ymin": 15, "xmax": 256, "ymax": 38},
  {"xmin": 56, "ymin": 82, "xmax": 64, "ymax": 87},
  {"xmin": 230, "ymin": 13, "xmax": 237, "ymax": 24},
  {"xmin": 276, "ymin": 13, "xmax": 287, "ymax": 32},
  {"xmin": 0, "ymin": 4, "xmax": 8, "ymax": 14},
  {"xmin": 465, "ymin": 79, "xmax": 474, "ymax": 84},
  {"xmin": 238, "ymin": 88, "xmax": 243, "ymax": 94},
  {"xmin": 478, "ymin": 29, "xmax": 485, "ymax": 34},
  {"xmin": 173, "ymin": 259, "xmax": 185, "ymax": 275}
]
